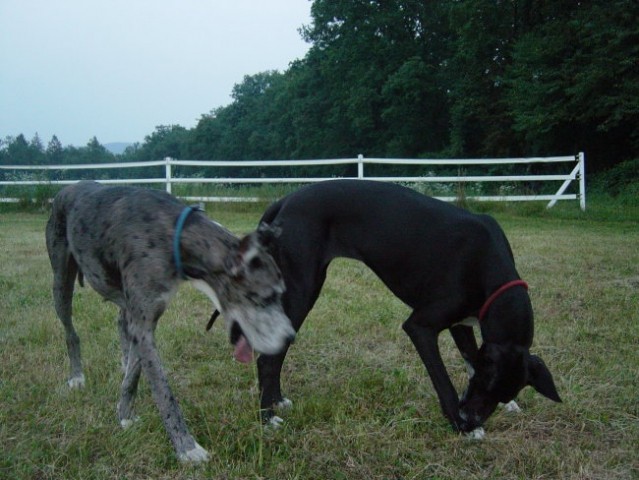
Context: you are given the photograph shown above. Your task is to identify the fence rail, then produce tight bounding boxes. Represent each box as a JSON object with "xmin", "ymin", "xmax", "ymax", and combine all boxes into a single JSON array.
[{"xmin": 0, "ymin": 153, "xmax": 586, "ymax": 210}]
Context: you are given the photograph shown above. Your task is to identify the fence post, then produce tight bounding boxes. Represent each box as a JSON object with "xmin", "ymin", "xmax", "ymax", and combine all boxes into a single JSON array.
[
  {"xmin": 578, "ymin": 152, "xmax": 586, "ymax": 211},
  {"xmin": 165, "ymin": 157, "xmax": 172, "ymax": 194},
  {"xmin": 357, "ymin": 154, "xmax": 364, "ymax": 179}
]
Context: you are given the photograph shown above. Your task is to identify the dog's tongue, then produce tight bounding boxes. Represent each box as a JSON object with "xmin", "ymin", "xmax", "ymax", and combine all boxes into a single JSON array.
[{"xmin": 233, "ymin": 335, "xmax": 254, "ymax": 363}]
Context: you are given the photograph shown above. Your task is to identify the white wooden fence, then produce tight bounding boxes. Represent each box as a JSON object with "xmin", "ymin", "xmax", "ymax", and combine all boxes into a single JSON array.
[{"xmin": 0, "ymin": 153, "xmax": 586, "ymax": 210}]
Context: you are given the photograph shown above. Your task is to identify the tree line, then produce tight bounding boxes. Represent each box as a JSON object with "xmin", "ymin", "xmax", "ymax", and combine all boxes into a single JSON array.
[{"xmin": 2, "ymin": 0, "xmax": 638, "ymax": 177}]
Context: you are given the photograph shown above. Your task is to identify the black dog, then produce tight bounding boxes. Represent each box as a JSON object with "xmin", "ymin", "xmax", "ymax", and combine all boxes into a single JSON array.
[{"xmin": 256, "ymin": 179, "xmax": 560, "ymax": 434}]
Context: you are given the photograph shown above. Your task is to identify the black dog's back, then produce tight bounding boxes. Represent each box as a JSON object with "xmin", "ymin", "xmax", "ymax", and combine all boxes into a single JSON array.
[{"xmin": 261, "ymin": 180, "xmax": 518, "ymax": 312}]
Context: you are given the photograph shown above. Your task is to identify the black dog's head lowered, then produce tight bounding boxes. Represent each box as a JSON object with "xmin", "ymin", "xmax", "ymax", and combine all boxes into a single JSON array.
[{"xmin": 458, "ymin": 342, "xmax": 561, "ymax": 431}]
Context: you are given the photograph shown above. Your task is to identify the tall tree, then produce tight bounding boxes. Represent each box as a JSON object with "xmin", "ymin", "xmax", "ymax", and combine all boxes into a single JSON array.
[
  {"xmin": 46, "ymin": 135, "xmax": 64, "ymax": 164},
  {"xmin": 445, "ymin": 0, "xmax": 520, "ymax": 157},
  {"xmin": 85, "ymin": 137, "xmax": 113, "ymax": 163},
  {"xmin": 29, "ymin": 134, "xmax": 46, "ymax": 164},
  {"xmin": 505, "ymin": 0, "xmax": 639, "ymax": 170},
  {"xmin": 300, "ymin": 0, "xmax": 451, "ymax": 157},
  {"xmin": 140, "ymin": 125, "xmax": 190, "ymax": 161},
  {"xmin": 4, "ymin": 134, "xmax": 32, "ymax": 165}
]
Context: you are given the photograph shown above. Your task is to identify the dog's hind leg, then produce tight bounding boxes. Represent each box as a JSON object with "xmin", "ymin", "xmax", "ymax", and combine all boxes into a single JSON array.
[
  {"xmin": 56, "ymin": 260, "xmax": 84, "ymax": 388},
  {"xmin": 47, "ymin": 220, "xmax": 84, "ymax": 388}
]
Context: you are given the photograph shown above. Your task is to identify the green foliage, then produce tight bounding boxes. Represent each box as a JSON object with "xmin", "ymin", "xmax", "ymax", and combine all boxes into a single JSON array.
[
  {"xmin": 446, "ymin": 0, "xmax": 516, "ymax": 156},
  {"xmin": 505, "ymin": 1, "xmax": 639, "ymax": 166},
  {"xmin": 1, "ymin": 134, "xmax": 43, "ymax": 165},
  {"xmin": 590, "ymin": 158, "xmax": 639, "ymax": 205}
]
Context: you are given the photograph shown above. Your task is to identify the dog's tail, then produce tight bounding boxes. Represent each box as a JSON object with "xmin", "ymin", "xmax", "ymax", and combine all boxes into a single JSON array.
[
  {"xmin": 259, "ymin": 197, "xmax": 284, "ymax": 226},
  {"xmin": 46, "ymin": 208, "xmax": 85, "ymax": 288}
]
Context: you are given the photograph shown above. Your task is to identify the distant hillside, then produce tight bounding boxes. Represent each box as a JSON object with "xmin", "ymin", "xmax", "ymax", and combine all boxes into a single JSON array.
[{"xmin": 104, "ymin": 142, "xmax": 133, "ymax": 154}]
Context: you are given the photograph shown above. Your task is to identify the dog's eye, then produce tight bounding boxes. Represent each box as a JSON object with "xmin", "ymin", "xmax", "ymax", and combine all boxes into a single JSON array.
[
  {"xmin": 244, "ymin": 291, "xmax": 278, "ymax": 307},
  {"xmin": 249, "ymin": 257, "xmax": 263, "ymax": 270},
  {"xmin": 264, "ymin": 293, "xmax": 278, "ymax": 305}
]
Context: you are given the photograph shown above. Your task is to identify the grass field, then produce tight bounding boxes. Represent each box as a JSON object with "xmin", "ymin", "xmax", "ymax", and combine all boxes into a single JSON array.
[{"xmin": 1, "ymin": 195, "xmax": 637, "ymax": 479}]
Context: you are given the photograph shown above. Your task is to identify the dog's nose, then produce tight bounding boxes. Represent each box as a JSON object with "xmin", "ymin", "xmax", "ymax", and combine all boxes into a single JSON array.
[
  {"xmin": 457, "ymin": 410, "xmax": 481, "ymax": 433},
  {"xmin": 456, "ymin": 413, "xmax": 470, "ymax": 433},
  {"xmin": 286, "ymin": 331, "xmax": 296, "ymax": 344}
]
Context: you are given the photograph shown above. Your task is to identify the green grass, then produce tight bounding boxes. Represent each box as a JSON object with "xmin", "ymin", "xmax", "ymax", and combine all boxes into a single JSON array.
[{"xmin": 1, "ymin": 196, "xmax": 638, "ymax": 479}]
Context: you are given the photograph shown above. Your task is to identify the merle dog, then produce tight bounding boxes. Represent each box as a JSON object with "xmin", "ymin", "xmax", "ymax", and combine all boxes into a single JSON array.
[
  {"xmin": 256, "ymin": 179, "xmax": 560, "ymax": 435},
  {"xmin": 46, "ymin": 181, "xmax": 295, "ymax": 463}
]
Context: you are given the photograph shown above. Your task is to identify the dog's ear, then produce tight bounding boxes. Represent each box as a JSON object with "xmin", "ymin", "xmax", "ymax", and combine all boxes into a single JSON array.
[
  {"xmin": 528, "ymin": 355, "xmax": 562, "ymax": 402},
  {"xmin": 257, "ymin": 221, "xmax": 282, "ymax": 247},
  {"xmin": 225, "ymin": 226, "xmax": 279, "ymax": 278},
  {"xmin": 224, "ymin": 232, "xmax": 257, "ymax": 278},
  {"xmin": 224, "ymin": 254, "xmax": 244, "ymax": 278}
]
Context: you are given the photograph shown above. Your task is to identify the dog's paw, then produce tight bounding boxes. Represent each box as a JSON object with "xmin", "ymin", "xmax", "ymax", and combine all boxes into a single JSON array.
[
  {"xmin": 67, "ymin": 374, "xmax": 85, "ymax": 389},
  {"xmin": 178, "ymin": 442, "xmax": 210, "ymax": 464},
  {"xmin": 119, "ymin": 416, "xmax": 140, "ymax": 429},
  {"xmin": 465, "ymin": 427, "xmax": 486, "ymax": 440},
  {"xmin": 274, "ymin": 398, "xmax": 293, "ymax": 411},
  {"xmin": 502, "ymin": 400, "xmax": 522, "ymax": 413},
  {"xmin": 267, "ymin": 415, "xmax": 285, "ymax": 429}
]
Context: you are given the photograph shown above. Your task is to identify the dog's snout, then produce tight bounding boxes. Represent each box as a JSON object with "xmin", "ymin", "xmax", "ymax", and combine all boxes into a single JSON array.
[{"xmin": 458, "ymin": 409, "xmax": 481, "ymax": 432}]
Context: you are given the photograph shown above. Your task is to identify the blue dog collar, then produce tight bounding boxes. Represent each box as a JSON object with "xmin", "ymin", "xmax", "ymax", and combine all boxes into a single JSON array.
[{"xmin": 173, "ymin": 206, "xmax": 199, "ymax": 279}]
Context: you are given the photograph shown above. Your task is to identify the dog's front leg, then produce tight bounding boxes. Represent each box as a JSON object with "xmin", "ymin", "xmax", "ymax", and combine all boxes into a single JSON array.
[
  {"xmin": 258, "ymin": 348, "xmax": 292, "ymax": 427},
  {"xmin": 117, "ymin": 309, "xmax": 143, "ymax": 427},
  {"xmin": 118, "ymin": 350, "xmax": 142, "ymax": 428},
  {"xmin": 449, "ymin": 325, "xmax": 479, "ymax": 380},
  {"xmin": 128, "ymin": 319, "xmax": 209, "ymax": 464},
  {"xmin": 257, "ymin": 271, "xmax": 325, "ymax": 427},
  {"xmin": 403, "ymin": 311, "xmax": 464, "ymax": 432},
  {"xmin": 117, "ymin": 309, "xmax": 132, "ymax": 372}
]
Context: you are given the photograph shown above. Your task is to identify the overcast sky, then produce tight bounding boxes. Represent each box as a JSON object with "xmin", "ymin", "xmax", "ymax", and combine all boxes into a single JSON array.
[{"xmin": 0, "ymin": 0, "xmax": 312, "ymax": 147}]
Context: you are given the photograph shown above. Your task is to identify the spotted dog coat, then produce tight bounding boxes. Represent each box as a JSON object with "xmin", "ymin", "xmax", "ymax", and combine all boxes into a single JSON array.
[{"xmin": 46, "ymin": 181, "xmax": 294, "ymax": 463}]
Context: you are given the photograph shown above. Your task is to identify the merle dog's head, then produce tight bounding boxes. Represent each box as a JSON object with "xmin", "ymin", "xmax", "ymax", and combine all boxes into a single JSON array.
[
  {"xmin": 220, "ymin": 222, "xmax": 294, "ymax": 361},
  {"xmin": 458, "ymin": 342, "xmax": 561, "ymax": 431}
]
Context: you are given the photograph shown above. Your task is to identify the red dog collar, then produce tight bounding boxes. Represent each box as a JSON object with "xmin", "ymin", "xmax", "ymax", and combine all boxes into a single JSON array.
[{"xmin": 478, "ymin": 280, "xmax": 529, "ymax": 322}]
